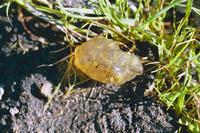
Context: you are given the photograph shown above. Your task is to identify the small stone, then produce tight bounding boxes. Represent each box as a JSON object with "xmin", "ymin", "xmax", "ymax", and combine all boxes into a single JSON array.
[
  {"xmin": 10, "ymin": 107, "xmax": 19, "ymax": 116},
  {"xmin": 0, "ymin": 86, "xmax": 4, "ymax": 100},
  {"xmin": 40, "ymin": 82, "xmax": 53, "ymax": 98},
  {"xmin": 74, "ymin": 37, "xmax": 143, "ymax": 85}
]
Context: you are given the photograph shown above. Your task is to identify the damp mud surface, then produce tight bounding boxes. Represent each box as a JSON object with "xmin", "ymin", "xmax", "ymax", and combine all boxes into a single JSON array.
[{"xmin": 0, "ymin": 2, "xmax": 180, "ymax": 133}]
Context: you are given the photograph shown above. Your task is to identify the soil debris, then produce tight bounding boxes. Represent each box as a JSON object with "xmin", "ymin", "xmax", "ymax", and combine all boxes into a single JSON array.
[{"xmin": 8, "ymin": 74, "xmax": 178, "ymax": 133}]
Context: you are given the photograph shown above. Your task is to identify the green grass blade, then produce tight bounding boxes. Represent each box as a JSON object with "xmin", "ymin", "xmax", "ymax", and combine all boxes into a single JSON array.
[
  {"xmin": 139, "ymin": 0, "xmax": 183, "ymax": 28},
  {"xmin": 175, "ymin": 91, "xmax": 186, "ymax": 115}
]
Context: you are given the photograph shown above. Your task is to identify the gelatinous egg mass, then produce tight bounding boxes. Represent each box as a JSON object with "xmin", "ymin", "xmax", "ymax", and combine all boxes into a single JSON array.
[{"xmin": 74, "ymin": 37, "xmax": 143, "ymax": 85}]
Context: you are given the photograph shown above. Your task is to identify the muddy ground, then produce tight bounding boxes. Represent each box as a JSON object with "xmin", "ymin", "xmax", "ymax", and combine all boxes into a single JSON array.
[{"xmin": 0, "ymin": 2, "xmax": 181, "ymax": 133}]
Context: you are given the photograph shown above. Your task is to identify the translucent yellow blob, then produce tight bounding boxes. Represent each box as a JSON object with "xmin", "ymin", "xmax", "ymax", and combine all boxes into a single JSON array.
[{"xmin": 74, "ymin": 37, "xmax": 143, "ymax": 85}]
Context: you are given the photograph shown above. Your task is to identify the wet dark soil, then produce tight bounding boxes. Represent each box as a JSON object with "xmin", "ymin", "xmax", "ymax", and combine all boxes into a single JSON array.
[
  {"xmin": 0, "ymin": 2, "xmax": 179, "ymax": 133},
  {"xmin": 10, "ymin": 74, "xmax": 177, "ymax": 133}
]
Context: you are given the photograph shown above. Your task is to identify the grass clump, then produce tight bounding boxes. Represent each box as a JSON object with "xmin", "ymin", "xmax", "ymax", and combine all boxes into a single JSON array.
[{"xmin": 1, "ymin": 0, "xmax": 200, "ymax": 132}]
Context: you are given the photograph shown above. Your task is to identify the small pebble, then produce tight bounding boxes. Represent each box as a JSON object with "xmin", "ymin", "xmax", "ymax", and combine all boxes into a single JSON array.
[
  {"xmin": 10, "ymin": 107, "xmax": 19, "ymax": 116},
  {"xmin": 40, "ymin": 82, "xmax": 53, "ymax": 98},
  {"xmin": 0, "ymin": 86, "xmax": 4, "ymax": 100}
]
